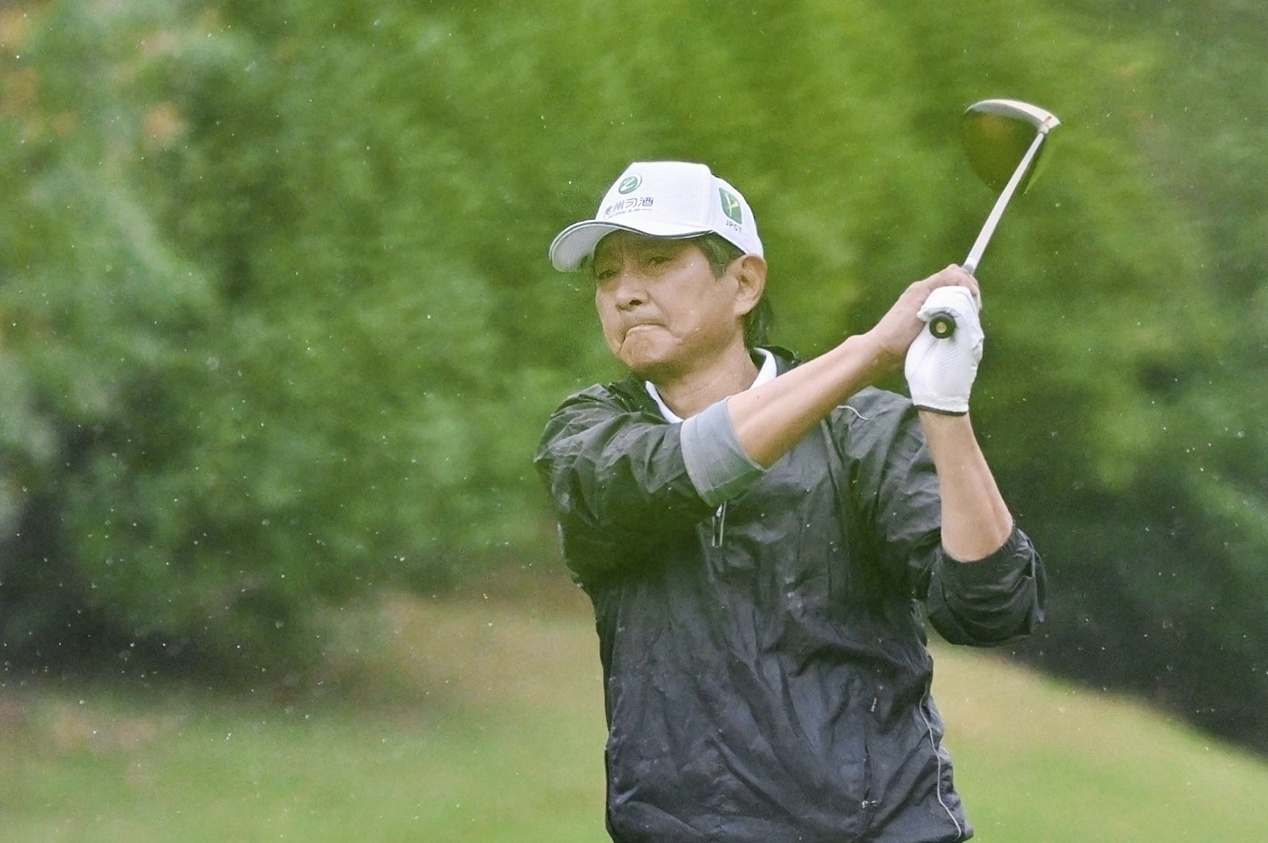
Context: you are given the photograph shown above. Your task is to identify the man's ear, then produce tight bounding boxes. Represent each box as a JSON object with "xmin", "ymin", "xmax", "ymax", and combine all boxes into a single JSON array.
[{"xmin": 731, "ymin": 254, "xmax": 768, "ymax": 318}]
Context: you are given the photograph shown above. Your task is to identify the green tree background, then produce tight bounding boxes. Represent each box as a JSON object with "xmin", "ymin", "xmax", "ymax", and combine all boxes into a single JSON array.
[{"xmin": 0, "ymin": 0, "xmax": 1263, "ymax": 751}]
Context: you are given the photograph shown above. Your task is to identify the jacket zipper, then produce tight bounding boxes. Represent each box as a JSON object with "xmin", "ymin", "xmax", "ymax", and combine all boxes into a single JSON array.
[{"xmin": 711, "ymin": 501, "xmax": 727, "ymax": 547}]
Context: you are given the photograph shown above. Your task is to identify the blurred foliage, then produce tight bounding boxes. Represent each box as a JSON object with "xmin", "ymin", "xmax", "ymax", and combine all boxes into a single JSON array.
[{"xmin": 0, "ymin": 0, "xmax": 1263, "ymax": 748}]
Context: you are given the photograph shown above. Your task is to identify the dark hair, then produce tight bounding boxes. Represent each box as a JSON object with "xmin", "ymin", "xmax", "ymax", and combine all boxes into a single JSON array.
[{"xmin": 691, "ymin": 234, "xmax": 772, "ymax": 349}]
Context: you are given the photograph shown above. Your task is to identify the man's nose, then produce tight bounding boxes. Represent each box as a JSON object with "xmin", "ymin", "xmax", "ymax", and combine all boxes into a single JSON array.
[{"xmin": 612, "ymin": 269, "xmax": 648, "ymax": 310}]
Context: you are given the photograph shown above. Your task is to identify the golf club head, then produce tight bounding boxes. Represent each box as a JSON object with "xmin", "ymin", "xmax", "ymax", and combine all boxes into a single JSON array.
[
  {"xmin": 928, "ymin": 99, "xmax": 1061, "ymax": 338},
  {"xmin": 962, "ymin": 99, "xmax": 1061, "ymax": 193}
]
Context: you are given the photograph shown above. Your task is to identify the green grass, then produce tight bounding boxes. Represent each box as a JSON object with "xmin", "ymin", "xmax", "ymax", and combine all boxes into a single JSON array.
[
  {"xmin": 2, "ymin": 580, "xmax": 1266, "ymax": 842},
  {"xmin": 929, "ymin": 646, "xmax": 1267, "ymax": 841}
]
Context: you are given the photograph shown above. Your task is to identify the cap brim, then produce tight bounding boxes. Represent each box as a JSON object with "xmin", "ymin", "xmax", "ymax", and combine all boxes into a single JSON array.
[{"xmin": 549, "ymin": 220, "xmax": 711, "ymax": 271}]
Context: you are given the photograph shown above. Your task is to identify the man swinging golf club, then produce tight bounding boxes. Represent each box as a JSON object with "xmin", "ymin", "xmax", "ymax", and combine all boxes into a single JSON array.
[{"xmin": 535, "ymin": 160, "xmax": 1046, "ymax": 842}]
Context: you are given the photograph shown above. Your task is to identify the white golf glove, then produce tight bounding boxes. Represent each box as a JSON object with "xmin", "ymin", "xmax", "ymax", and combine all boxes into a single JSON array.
[{"xmin": 904, "ymin": 285, "xmax": 984, "ymax": 415}]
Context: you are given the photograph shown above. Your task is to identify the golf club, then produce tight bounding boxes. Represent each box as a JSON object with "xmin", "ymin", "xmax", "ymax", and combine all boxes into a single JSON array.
[{"xmin": 927, "ymin": 98, "xmax": 1060, "ymax": 339}]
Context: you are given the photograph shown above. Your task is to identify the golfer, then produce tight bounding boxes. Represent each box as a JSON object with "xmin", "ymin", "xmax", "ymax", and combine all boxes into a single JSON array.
[{"xmin": 534, "ymin": 161, "xmax": 1046, "ymax": 842}]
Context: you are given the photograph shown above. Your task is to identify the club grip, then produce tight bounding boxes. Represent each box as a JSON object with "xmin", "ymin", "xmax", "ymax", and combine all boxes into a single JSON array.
[{"xmin": 927, "ymin": 310, "xmax": 956, "ymax": 339}]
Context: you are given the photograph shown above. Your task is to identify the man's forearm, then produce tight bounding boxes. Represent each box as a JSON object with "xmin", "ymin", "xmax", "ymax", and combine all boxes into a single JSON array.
[
  {"xmin": 919, "ymin": 411, "xmax": 1013, "ymax": 561},
  {"xmin": 726, "ymin": 334, "xmax": 892, "ymax": 468},
  {"xmin": 726, "ymin": 268, "xmax": 978, "ymax": 470}
]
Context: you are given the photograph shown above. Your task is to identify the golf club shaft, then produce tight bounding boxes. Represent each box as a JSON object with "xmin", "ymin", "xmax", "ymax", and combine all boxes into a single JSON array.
[
  {"xmin": 963, "ymin": 129, "xmax": 1049, "ymax": 274},
  {"xmin": 927, "ymin": 127, "xmax": 1052, "ymax": 339}
]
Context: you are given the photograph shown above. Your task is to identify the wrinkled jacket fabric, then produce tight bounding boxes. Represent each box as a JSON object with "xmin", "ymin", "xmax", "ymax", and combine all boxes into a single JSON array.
[{"xmin": 534, "ymin": 352, "xmax": 1046, "ymax": 843}]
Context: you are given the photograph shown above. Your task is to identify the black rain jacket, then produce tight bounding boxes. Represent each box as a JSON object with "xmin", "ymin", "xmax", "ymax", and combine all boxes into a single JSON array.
[{"xmin": 534, "ymin": 352, "xmax": 1046, "ymax": 843}]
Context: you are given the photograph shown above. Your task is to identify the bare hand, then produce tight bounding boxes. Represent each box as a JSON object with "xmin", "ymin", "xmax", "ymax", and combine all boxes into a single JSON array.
[{"xmin": 863, "ymin": 265, "xmax": 980, "ymax": 371}]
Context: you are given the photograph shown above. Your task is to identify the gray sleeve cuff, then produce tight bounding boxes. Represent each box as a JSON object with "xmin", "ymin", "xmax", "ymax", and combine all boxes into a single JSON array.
[{"xmin": 681, "ymin": 398, "xmax": 767, "ymax": 508}]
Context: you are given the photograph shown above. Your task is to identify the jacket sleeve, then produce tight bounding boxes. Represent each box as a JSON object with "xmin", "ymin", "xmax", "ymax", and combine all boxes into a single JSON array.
[
  {"xmin": 844, "ymin": 391, "xmax": 1046, "ymax": 646},
  {"xmin": 533, "ymin": 386, "xmax": 713, "ymax": 583},
  {"xmin": 924, "ymin": 526, "xmax": 1047, "ymax": 645}
]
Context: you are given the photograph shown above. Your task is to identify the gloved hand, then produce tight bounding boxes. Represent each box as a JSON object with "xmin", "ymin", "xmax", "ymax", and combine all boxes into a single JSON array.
[{"xmin": 904, "ymin": 285, "xmax": 984, "ymax": 414}]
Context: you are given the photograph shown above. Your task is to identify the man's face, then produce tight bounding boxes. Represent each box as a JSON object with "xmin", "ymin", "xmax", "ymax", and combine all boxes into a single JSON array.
[{"xmin": 592, "ymin": 231, "xmax": 748, "ymax": 383}]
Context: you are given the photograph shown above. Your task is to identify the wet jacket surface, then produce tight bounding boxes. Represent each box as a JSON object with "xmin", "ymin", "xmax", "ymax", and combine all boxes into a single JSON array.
[{"xmin": 534, "ymin": 352, "xmax": 1046, "ymax": 843}]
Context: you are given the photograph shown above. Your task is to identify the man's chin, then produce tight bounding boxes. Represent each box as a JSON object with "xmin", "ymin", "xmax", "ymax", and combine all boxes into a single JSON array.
[
  {"xmin": 618, "ymin": 339, "xmax": 662, "ymax": 372},
  {"xmin": 620, "ymin": 353, "xmax": 679, "ymax": 384}
]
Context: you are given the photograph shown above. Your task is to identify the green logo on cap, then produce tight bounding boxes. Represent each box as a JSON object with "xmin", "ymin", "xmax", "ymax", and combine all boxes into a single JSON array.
[
  {"xmin": 618, "ymin": 175, "xmax": 642, "ymax": 194},
  {"xmin": 719, "ymin": 189, "xmax": 743, "ymax": 224}
]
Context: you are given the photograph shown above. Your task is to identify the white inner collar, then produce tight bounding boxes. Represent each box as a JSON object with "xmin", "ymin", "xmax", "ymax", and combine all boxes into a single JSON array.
[{"xmin": 645, "ymin": 348, "xmax": 778, "ymax": 423}]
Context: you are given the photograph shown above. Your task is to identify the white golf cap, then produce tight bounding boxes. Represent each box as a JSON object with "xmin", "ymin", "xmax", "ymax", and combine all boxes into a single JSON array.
[{"xmin": 549, "ymin": 161, "xmax": 763, "ymax": 271}]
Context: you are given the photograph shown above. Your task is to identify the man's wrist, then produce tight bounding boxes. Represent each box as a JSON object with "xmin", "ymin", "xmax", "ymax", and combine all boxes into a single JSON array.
[
  {"xmin": 914, "ymin": 402, "xmax": 969, "ymax": 416},
  {"xmin": 917, "ymin": 409, "xmax": 977, "ymax": 457},
  {"xmin": 917, "ymin": 408, "xmax": 973, "ymax": 429}
]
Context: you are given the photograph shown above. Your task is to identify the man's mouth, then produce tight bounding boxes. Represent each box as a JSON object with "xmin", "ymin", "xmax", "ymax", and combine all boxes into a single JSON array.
[{"xmin": 623, "ymin": 322, "xmax": 663, "ymax": 337}]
